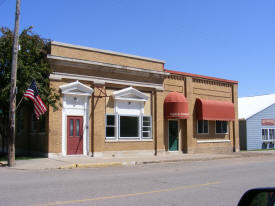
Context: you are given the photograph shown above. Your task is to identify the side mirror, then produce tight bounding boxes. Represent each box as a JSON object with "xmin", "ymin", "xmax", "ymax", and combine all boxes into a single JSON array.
[{"xmin": 238, "ymin": 188, "xmax": 275, "ymax": 206}]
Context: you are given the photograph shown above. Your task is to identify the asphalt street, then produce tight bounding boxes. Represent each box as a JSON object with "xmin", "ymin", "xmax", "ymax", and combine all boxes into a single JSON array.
[{"xmin": 1, "ymin": 155, "xmax": 275, "ymax": 206}]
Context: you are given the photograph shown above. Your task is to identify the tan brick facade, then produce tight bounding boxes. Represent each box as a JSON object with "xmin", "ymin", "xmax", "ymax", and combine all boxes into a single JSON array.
[
  {"xmin": 51, "ymin": 42, "xmax": 164, "ymax": 71},
  {"xmin": 19, "ymin": 41, "xmax": 239, "ymax": 157}
]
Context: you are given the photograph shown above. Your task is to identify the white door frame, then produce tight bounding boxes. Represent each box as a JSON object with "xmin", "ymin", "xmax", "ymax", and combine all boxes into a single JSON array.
[
  {"xmin": 60, "ymin": 81, "xmax": 93, "ymax": 156},
  {"xmin": 62, "ymin": 95, "xmax": 90, "ymax": 155}
]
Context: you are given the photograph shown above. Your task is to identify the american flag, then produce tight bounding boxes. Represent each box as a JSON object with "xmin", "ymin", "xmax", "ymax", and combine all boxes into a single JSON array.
[{"xmin": 24, "ymin": 81, "xmax": 47, "ymax": 119}]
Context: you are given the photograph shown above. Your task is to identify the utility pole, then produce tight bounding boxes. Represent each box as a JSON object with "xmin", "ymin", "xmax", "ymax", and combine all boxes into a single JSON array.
[{"xmin": 8, "ymin": 0, "xmax": 21, "ymax": 167}]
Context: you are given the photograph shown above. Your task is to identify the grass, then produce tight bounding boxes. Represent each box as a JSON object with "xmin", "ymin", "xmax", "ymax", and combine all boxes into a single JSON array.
[{"xmin": 0, "ymin": 154, "xmax": 43, "ymax": 161}]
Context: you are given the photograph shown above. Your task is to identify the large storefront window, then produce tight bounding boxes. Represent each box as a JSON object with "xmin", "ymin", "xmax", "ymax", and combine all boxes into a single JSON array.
[
  {"xmin": 120, "ymin": 116, "xmax": 139, "ymax": 138},
  {"xmin": 105, "ymin": 114, "xmax": 152, "ymax": 140}
]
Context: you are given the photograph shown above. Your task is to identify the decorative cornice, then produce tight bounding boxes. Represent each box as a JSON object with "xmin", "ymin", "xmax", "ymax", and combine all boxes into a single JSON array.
[
  {"xmin": 51, "ymin": 41, "xmax": 166, "ymax": 64},
  {"xmin": 50, "ymin": 72, "xmax": 164, "ymax": 91},
  {"xmin": 48, "ymin": 55, "xmax": 169, "ymax": 77},
  {"xmin": 113, "ymin": 86, "xmax": 149, "ymax": 102},
  {"xmin": 165, "ymin": 69, "xmax": 238, "ymax": 84}
]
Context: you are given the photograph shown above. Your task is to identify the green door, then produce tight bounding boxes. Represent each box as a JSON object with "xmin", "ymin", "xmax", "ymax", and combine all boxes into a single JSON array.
[{"xmin": 169, "ymin": 120, "xmax": 178, "ymax": 151}]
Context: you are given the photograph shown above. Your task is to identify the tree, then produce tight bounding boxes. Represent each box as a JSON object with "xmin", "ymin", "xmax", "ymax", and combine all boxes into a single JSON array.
[{"xmin": 0, "ymin": 26, "xmax": 60, "ymax": 154}]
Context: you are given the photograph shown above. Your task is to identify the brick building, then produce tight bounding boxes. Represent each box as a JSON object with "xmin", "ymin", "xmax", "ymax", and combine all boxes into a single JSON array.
[{"xmin": 16, "ymin": 41, "xmax": 239, "ymax": 157}]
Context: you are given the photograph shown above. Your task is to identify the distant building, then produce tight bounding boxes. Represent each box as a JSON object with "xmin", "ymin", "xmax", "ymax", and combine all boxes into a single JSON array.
[{"xmin": 239, "ymin": 94, "xmax": 275, "ymax": 150}]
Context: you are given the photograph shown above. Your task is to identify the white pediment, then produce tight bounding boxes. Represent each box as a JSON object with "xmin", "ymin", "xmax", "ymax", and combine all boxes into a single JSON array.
[
  {"xmin": 113, "ymin": 87, "xmax": 148, "ymax": 102},
  {"xmin": 60, "ymin": 80, "xmax": 93, "ymax": 96}
]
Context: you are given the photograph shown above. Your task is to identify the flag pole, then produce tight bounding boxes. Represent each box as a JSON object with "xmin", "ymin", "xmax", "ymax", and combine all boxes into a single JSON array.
[{"xmin": 15, "ymin": 96, "xmax": 24, "ymax": 111}]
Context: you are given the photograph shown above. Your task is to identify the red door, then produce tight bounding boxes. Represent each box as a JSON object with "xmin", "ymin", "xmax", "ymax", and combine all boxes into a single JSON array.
[{"xmin": 67, "ymin": 116, "xmax": 83, "ymax": 155}]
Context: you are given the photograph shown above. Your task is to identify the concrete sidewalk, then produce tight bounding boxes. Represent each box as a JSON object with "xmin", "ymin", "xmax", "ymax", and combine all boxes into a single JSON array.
[{"xmin": 1, "ymin": 150, "xmax": 275, "ymax": 170}]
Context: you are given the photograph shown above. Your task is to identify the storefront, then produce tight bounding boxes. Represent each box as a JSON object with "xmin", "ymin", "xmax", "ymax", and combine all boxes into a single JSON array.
[{"xmin": 17, "ymin": 41, "xmax": 239, "ymax": 157}]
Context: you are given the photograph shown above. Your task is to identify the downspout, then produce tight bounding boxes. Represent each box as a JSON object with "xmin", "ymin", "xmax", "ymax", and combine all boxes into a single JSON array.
[
  {"xmin": 91, "ymin": 89, "xmax": 95, "ymax": 157},
  {"xmin": 232, "ymin": 83, "xmax": 239, "ymax": 152},
  {"xmin": 154, "ymin": 89, "xmax": 157, "ymax": 156}
]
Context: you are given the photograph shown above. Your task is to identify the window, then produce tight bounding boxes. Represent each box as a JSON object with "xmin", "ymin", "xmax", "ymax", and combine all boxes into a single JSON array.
[
  {"xmin": 142, "ymin": 116, "xmax": 152, "ymax": 138},
  {"xmin": 262, "ymin": 128, "xmax": 275, "ymax": 142},
  {"xmin": 120, "ymin": 115, "xmax": 139, "ymax": 139},
  {"xmin": 262, "ymin": 129, "xmax": 268, "ymax": 141},
  {"xmin": 76, "ymin": 119, "xmax": 80, "ymax": 136},
  {"xmin": 197, "ymin": 120, "xmax": 208, "ymax": 134},
  {"xmin": 69, "ymin": 119, "xmax": 74, "ymax": 136},
  {"xmin": 105, "ymin": 114, "xmax": 152, "ymax": 140},
  {"xmin": 106, "ymin": 115, "xmax": 116, "ymax": 139},
  {"xmin": 269, "ymin": 129, "xmax": 275, "ymax": 140},
  {"xmin": 106, "ymin": 87, "xmax": 152, "ymax": 141},
  {"xmin": 216, "ymin": 121, "xmax": 228, "ymax": 134}
]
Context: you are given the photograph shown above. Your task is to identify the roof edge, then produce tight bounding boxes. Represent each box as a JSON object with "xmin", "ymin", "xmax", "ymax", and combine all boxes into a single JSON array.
[
  {"xmin": 243, "ymin": 102, "xmax": 275, "ymax": 121},
  {"xmin": 51, "ymin": 41, "xmax": 166, "ymax": 64},
  {"xmin": 165, "ymin": 69, "xmax": 238, "ymax": 84},
  {"xmin": 47, "ymin": 54, "xmax": 169, "ymax": 76},
  {"xmin": 239, "ymin": 93, "xmax": 275, "ymax": 99}
]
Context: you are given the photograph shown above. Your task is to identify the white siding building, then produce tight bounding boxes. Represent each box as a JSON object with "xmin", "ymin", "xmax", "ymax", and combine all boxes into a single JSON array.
[{"xmin": 239, "ymin": 94, "xmax": 275, "ymax": 150}]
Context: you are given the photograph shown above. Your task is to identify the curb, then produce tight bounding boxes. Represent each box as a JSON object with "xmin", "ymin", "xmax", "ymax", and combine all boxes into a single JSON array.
[
  {"xmin": 76, "ymin": 162, "xmax": 123, "ymax": 168},
  {"xmin": 137, "ymin": 155, "xmax": 242, "ymax": 165},
  {"xmin": 136, "ymin": 152, "xmax": 275, "ymax": 165},
  {"xmin": 0, "ymin": 161, "xmax": 7, "ymax": 167},
  {"xmin": 58, "ymin": 164, "xmax": 77, "ymax": 169},
  {"xmin": 3, "ymin": 151, "xmax": 274, "ymax": 170},
  {"xmin": 57, "ymin": 161, "xmax": 140, "ymax": 170},
  {"xmin": 58, "ymin": 162, "xmax": 127, "ymax": 169}
]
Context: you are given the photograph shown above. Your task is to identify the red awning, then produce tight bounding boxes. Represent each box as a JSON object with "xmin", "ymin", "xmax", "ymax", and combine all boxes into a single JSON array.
[
  {"xmin": 164, "ymin": 92, "xmax": 189, "ymax": 119},
  {"xmin": 196, "ymin": 98, "xmax": 235, "ymax": 121}
]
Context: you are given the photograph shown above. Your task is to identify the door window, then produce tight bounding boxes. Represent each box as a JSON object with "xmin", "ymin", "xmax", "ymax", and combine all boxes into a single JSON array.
[
  {"xmin": 70, "ymin": 119, "xmax": 74, "ymax": 136},
  {"xmin": 169, "ymin": 120, "xmax": 178, "ymax": 151}
]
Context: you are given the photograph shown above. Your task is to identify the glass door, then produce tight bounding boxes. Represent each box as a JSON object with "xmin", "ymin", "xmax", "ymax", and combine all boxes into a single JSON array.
[{"xmin": 168, "ymin": 120, "xmax": 179, "ymax": 151}]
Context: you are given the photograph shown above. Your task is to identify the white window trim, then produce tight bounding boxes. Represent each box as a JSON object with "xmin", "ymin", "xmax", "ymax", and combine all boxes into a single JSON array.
[
  {"xmin": 105, "ymin": 114, "xmax": 117, "ymax": 140},
  {"xmin": 261, "ymin": 128, "xmax": 275, "ymax": 142},
  {"xmin": 197, "ymin": 139, "xmax": 231, "ymax": 143},
  {"xmin": 142, "ymin": 115, "xmax": 152, "ymax": 139},
  {"xmin": 105, "ymin": 114, "xmax": 153, "ymax": 141},
  {"xmin": 105, "ymin": 139, "xmax": 153, "ymax": 142},
  {"xmin": 118, "ymin": 114, "xmax": 140, "ymax": 140},
  {"xmin": 215, "ymin": 121, "xmax": 229, "ymax": 134},
  {"xmin": 105, "ymin": 87, "xmax": 152, "ymax": 142},
  {"xmin": 197, "ymin": 120, "xmax": 209, "ymax": 135},
  {"xmin": 269, "ymin": 128, "xmax": 275, "ymax": 141}
]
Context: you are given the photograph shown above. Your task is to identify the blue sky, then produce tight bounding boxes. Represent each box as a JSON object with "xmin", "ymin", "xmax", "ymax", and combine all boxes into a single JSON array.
[{"xmin": 1, "ymin": 0, "xmax": 274, "ymax": 97}]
